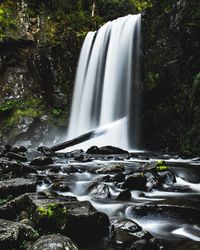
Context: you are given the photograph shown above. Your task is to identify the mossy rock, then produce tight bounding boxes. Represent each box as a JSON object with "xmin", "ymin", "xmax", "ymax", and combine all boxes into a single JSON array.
[{"xmin": 156, "ymin": 160, "xmax": 168, "ymax": 172}]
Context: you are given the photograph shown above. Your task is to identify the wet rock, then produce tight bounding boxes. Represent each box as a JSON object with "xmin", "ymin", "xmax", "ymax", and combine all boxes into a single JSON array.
[
  {"xmin": 91, "ymin": 163, "xmax": 125, "ymax": 174},
  {"xmin": 100, "ymin": 175, "xmax": 111, "ymax": 182},
  {"xmin": 112, "ymin": 173, "xmax": 126, "ymax": 182},
  {"xmin": 0, "ymin": 193, "xmax": 110, "ymax": 244},
  {"xmin": 116, "ymin": 189, "xmax": 131, "ymax": 201},
  {"xmin": 27, "ymin": 234, "xmax": 78, "ymax": 250},
  {"xmin": 0, "ymin": 146, "xmax": 5, "ymax": 157},
  {"xmin": 88, "ymin": 182, "xmax": 111, "ymax": 199},
  {"xmin": 37, "ymin": 146, "xmax": 54, "ymax": 156},
  {"xmin": 68, "ymin": 149, "xmax": 85, "ymax": 158},
  {"xmin": 122, "ymin": 173, "xmax": 147, "ymax": 191},
  {"xmin": 0, "ymin": 160, "xmax": 35, "ymax": 178},
  {"xmin": 49, "ymin": 165, "xmax": 61, "ymax": 173},
  {"xmin": 0, "ymin": 178, "xmax": 36, "ymax": 198},
  {"xmin": 0, "ymin": 219, "xmax": 38, "ymax": 249},
  {"xmin": 140, "ymin": 162, "xmax": 157, "ymax": 171},
  {"xmin": 61, "ymin": 165, "xmax": 81, "ymax": 174},
  {"xmin": 4, "ymin": 144, "xmax": 12, "ymax": 152},
  {"xmin": 129, "ymin": 238, "xmax": 160, "ymax": 250},
  {"xmin": 173, "ymin": 241, "xmax": 200, "ymax": 250},
  {"xmin": 74, "ymin": 153, "xmax": 91, "ymax": 162},
  {"xmin": 5, "ymin": 152, "xmax": 27, "ymax": 162},
  {"xmin": 17, "ymin": 211, "xmax": 29, "ymax": 221},
  {"xmin": 144, "ymin": 172, "xmax": 158, "ymax": 191},
  {"xmin": 51, "ymin": 182, "xmax": 70, "ymax": 192},
  {"xmin": 86, "ymin": 145, "xmax": 129, "ymax": 155},
  {"xmin": 10, "ymin": 145, "xmax": 28, "ymax": 154},
  {"xmin": 30, "ymin": 156, "xmax": 53, "ymax": 166},
  {"xmin": 128, "ymin": 199, "xmax": 200, "ymax": 223},
  {"xmin": 157, "ymin": 170, "xmax": 176, "ymax": 185},
  {"xmin": 111, "ymin": 218, "xmax": 151, "ymax": 246},
  {"xmin": 26, "ymin": 150, "xmax": 43, "ymax": 161}
]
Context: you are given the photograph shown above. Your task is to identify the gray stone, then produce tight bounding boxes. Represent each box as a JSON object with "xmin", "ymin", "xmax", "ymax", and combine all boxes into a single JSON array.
[
  {"xmin": 0, "ymin": 178, "xmax": 36, "ymax": 198},
  {"xmin": 27, "ymin": 234, "xmax": 78, "ymax": 250},
  {"xmin": 0, "ymin": 219, "xmax": 38, "ymax": 249}
]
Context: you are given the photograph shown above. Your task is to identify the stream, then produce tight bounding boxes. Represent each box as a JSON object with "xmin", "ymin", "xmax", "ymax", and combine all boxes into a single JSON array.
[{"xmin": 36, "ymin": 151, "xmax": 200, "ymax": 249}]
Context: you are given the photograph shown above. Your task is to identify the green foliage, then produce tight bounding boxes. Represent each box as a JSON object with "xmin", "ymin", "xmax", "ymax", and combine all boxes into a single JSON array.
[
  {"xmin": 96, "ymin": 0, "xmax": 137, "ymax": 21},
  {"xmin": 0, "ymin": 1, "xmax": 17, "ymax": 40},
  {"xmin": 146, "ymin": 72, "xmax": 159, "ymax": 90},
  {"xmin": 193, "ymin": 72, "xmax": 200, "ymax": 87},
  {"xmin": 130, "ymin": 0, "xmax": 152, "ymax": 11},
  {"xmin": 0, "ymin": 98, "xmax": 43, "ymax": 116}
]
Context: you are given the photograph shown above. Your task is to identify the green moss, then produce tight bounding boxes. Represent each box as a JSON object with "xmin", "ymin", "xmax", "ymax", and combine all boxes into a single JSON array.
[
  {"xmin": 156, "ymin": 160, "xmax": 168, "ymax": 171},
  {"xmin": 37, "ymin": 203, "xmax": 68, "ymax": 224}
]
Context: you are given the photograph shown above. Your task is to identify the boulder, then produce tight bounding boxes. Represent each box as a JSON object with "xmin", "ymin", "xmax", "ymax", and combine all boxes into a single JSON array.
[
  {"xmin": 128, "ymin": 238, "xmax": 160, "ymax": 250},
  {"xmin": 157, "ymin": 170, "xmax": 176, "ymax": 185},
  {"xmin": 128, "ymin": 199, "xmax": 200, "ymax": 223},
  {"xmin": 10, "ymin": 145, "xmax": 28, "ymax": 153},
  {"xmin": 0, "ymin": 159, "xmax": 36, "ymax": 177},
  {"xmin": 74, "ymin": 153, "xmax": 91, "ymax": 162},
  {"xmin": 0, "ymin": 219, "xmax": 38, "ymax": 249},
  {"xmin": 112, "ymin": 173, "xmax": 126, "ymax": 182},
  {"xmin": 122, "ymin": 173, "xmax": 147, "ymax": 191},
  {"xmin": 37, "ymin": 146, "xmax": 54, "ymax": 156},
  {"xmin": 26, "ymin": 150, "xmax": 43, "ymax": 161},
  {"xmin": 116, "ymin": 189, "xmax": 131, "ymax": 201},
  {"xmin": 5, "ymin": 152, "xmax": 27, "ymax": 162},
  {"xmin": 91, "ymin": 163, "xmax": 125, "ymax": 174},
  {"xmin": 30, "ymin": 157, "xmax": 54, "ymax": 166},
  {"xmin": 67, "ymin": 149, "xmax": 85, "ymax": 158},
  {"xmin": 87, "ymin": 182, "xmax": 111, "ymax": 199},
  {"xmin": 61, "ymin": 165, "xmax": 81, "ymax": 174},
  {"xmin": 27, "ymin": 234, "xmax": 78, "ymax": 250},
  {"xmin": 0, "ymin": 193, "xmax": 110, "ymax": 244},
  {"xmin": 111, "ymin": 218, "xmax": 152, "ymax": 246},
  {"xmin": 0, "ymin": 178, "xmax": 36, "ymax": 198},
  {"xmin": 86, "ymin": 145, "xmax": 129, "ymax": 155},
  {"xmin": 51, "ymin": 182, "xmax": 70, "ymax": 192}
]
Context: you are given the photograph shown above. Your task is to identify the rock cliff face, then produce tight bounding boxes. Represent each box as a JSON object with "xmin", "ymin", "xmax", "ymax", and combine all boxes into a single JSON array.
[
  {"xmin": 141, "ymin": 0, "xmax": 200, "ymax": 153},
  {"xmin": 0, "ymin": 0, "xmax": 99, "ymax": 145}
]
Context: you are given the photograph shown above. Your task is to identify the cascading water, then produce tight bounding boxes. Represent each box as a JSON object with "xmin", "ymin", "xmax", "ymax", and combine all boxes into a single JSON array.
[{"xmin": 67, "ymin": 14, "xmax": 141, "ymax": 150}]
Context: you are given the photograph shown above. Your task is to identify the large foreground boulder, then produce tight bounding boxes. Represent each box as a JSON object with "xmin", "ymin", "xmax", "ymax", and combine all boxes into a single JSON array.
[
  {"xmin": 27, "ymin": 234, "xmax": 78, "ymax": 250},
  {"xmin": 0, "ymin": 219, "xmax": 38, "ymax": 249},
  {"xmin": 0, "ymin": 193, "xmax": 110, "ymax": 244}
]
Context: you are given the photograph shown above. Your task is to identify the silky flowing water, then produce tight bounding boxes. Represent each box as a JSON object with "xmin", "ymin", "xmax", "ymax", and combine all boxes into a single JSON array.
[{"xmin": 37, "ymin": 153, "xmax": 200, "ymax": 249}]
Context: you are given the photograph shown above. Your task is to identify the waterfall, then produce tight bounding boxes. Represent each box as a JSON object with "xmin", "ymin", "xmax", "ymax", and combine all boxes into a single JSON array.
[{"xmin": 67, "ymin": 14, "xmax": 141, "ymax": 150}]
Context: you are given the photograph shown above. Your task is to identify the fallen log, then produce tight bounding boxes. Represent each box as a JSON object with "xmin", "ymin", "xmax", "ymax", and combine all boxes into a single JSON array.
[{"xmin": 50, "ymin": 129, "xmax": 105, "ymax": 152}]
